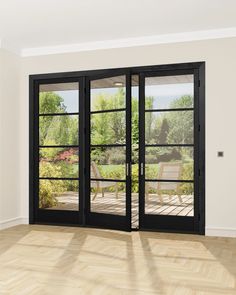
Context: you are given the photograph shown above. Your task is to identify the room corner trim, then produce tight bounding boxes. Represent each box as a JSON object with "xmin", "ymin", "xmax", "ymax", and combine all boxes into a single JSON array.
[
  {"xmin": 206, "ymin": 227, "xmax": 236, "ymax": 238},
  {"xmin": 0, "ymin": 217, "xmax": 28, "ymax": 230}
]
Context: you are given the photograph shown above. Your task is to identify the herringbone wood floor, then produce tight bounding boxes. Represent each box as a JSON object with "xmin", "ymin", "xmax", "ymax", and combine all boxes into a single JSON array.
[{"xmin": 0, "ymin": 225, "xmax": 236, "ymax": 295}]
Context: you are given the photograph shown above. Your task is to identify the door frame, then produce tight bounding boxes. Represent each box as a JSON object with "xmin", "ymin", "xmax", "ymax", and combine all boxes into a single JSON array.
[
  {"xmin": 29, "ymin": 76, "xmax": 85, "ymax": 226},
  {"xmin": 139, "ymin": 67, "xmax": 205, "ymax": 234},
  {"xmin": 84, "ymin": 70, "xmax": 132, "ymax": 231},
  {"xmin": 29, "ymin": 61, "xmax": 205, "ymax": 234}
]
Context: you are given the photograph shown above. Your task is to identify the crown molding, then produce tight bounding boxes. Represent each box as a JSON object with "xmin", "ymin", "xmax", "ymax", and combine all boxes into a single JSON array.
[
  {"xmin": 1, "ymin": 27, "xmax": 236, "ymax": 57},
  {"xmin": 21, "ymin": 27, "xmax": 236, "ymax": 57}
]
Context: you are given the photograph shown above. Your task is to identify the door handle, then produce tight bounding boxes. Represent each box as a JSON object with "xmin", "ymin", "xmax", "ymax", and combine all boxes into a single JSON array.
[
  {"xmin": 126, "ymin": 163, "xmax": 129, "ymax": 176},
  {"xmin": 140, "ymin": 163, "xmax": 144, "ymax": 176},
  {"xmin": 126, "ymin": 163, "xmax": 131, "ymax": 177}
]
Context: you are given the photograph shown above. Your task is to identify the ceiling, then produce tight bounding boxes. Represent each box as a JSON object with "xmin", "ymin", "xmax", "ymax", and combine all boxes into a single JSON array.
[{"xmin": 0, "ymin": 0, "xmax": 236, "ymax": 56}]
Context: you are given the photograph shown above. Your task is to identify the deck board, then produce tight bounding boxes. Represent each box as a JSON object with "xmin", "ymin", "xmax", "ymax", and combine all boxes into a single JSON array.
[{"xmin": 49, "ymin": 192, "xmax": 193, "ymax": 228}]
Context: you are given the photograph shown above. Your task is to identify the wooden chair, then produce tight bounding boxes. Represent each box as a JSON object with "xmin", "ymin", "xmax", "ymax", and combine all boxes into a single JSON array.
[
  {"xmin": 91, "ymin": 161, "xmax": 118, "ymax": 200},
  {"xmin": 145, "ymin": 162, "xmax": 183, "ymax": 204}
]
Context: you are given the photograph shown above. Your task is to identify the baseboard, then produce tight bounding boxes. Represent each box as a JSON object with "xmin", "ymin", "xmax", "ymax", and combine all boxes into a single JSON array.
[
  {"xmin": 0, "ymin": 217, "xmax": 28, "ymax": 230},
  {"xmin": 1, "ymin": 219, "xmax": 235, "ymax": 238},
  {"xmin": 206, "ymin": 227, "xmax": 236, "ymax": 238}
]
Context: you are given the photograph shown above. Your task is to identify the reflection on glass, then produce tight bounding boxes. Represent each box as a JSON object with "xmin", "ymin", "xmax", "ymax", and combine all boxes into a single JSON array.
[
  {"xmin": 39, "ymin": 82, "xmax": 79, "ymax": 114},
  {"xmin": 91, "ymin": 76, "xmax": 126, "ymax": 111},
  {"xmin": 145, "ymin": 75, "xmax": 193, "ymax": 110},
  {"xmin": 90, "ymin": 181, "xmax": 126, "ymax": 216},
  {"xmin": 145, "ymin": 147, "xmax": 193, "ymax": 180},
  {"xmin": 39, "ymin": 180, "xmax": 79, "ymax": 210},
  {"xmin": 39, "ymin": 148, "xmax": 79, "ymax": 178},
  {"xmin": 91, "ymin": 147, "xmax": 126, "ymax": 180},
  {"xmin": 145, "ymin": 181, "xmax": 193, "ymax": 216},
  {"xmin": 91, "ymin": 111, "xmax": 126, "ymax": 145},
  {"xmin": 39, "ymin": 115, "xmax": 78, "ymax": 146},
  {"xmin": 145, "ymin": 111, "xmax": 193, "ymax": 144}
]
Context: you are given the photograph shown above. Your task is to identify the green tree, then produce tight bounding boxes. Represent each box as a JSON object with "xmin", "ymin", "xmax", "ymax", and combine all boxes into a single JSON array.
[
  {"xmin": 145, "ymin": 97, "xmax": 154, "ymax": 143},
  {"xmin": 167, "ymin": 95, "xmax": 193, "ymax": 144},
  {"xmin": 39, "ymin": 92, "xmax": 66, "ymax": 114},
  {"xmin": 39, "ymin": 92, "xmax": 78, "ymax": 146},
  {"xmin": 158, "ymin": 118, "xmax": 169, "ymax": 143},
  {"xmin": 91, "ymin": 88, "xmax": 126, "ymax": 144},
  {"xmin": 132, "ymin": 98, "xmax": 139, "ymax": 163}
]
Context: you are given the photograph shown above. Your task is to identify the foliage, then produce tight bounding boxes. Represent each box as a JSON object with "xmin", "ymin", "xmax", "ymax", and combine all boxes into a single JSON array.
[
  {"xmin": 132, "ymin": 98, "xmax": 139, "ymax": 163},
  {"xmin": 39, "ymin": 92, "xmax": 66, "ymax": 114},
  {"xmin": 91, "ymin": 88, "xmax": 126, "ymax": 144},
  {"xmin": 39, "ymin": 163, "xmax": 64, "ymax": 208},
  {"xmin": 39, "ymin": 89, "xmax": 194, "ymax": 198},
  {"xmin": 39, "ymin": 92, "xmax": 78, "ymax": 146},
  {"xmin": 39, "ymin": 180, "xmax": 57, "ymax": 209},
  {"xmin": 39, "ymin": 157, "xmax": 77, "ymax": 209},
  {"xmin": 131, "ymin": 164, "xmax": 139, "ymax": 193}
]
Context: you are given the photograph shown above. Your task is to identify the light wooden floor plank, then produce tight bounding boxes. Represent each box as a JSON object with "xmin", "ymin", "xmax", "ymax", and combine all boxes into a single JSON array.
[{"xmin": 0, "ymin": 225, "xmax": 236, "ymax": 294}]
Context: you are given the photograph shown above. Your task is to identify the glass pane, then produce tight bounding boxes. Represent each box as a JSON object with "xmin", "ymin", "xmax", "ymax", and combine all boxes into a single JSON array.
[
  {"xmin": 145, "ymin": 75, "xmax": 193, "ymax": 110},
  {"xmin": 91, "ymin": 111, "xmax": 126, "ymax": 145},
  {"xmin": 145, "ymin": 111, "xmax": 193, "ymax": 144},
  {"xmin": 39, "ymin": 82, "xmax": 79, "ymax": 114},
  {"xmin": 145, "ymin": 181, "xmax": 193, "ymax": 216},
  {"xmin": 131, "ymin": 75, "xmax": 139, "ymax": 228},
  {"xmin": 39, "ymin": 115, "xmax": 78, "ymax": 146},
  {"xmin": 91, "ymin": 76, "xmax": 126, "ymax": 111},
  {"xmin": 90, "ymin": 181, "xmax": 126, "ymax": 216},
  {"xmin": 145, "ymin": 147, "xmax": 193, "ymax": 180},
  {"xmin": 39, "ymin": 180, "xmax": 79, "ymax": 210},
  {"xmin": 39, "ymin": 148, "xmax": 79, "ymax": 178},
  {"xmin": 91, "ymin": 147, "xmax": 126, "ymax": 180}
]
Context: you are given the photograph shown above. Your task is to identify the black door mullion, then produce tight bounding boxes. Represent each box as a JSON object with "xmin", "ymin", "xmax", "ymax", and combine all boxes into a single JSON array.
[
  {"xmin": 193, "ymin": 69, "xmax": 200, "ymax": 232},
  {"xmin": 39, "ymin": 112, "xmax": 79, "ymax": 116},
  {"xmin": 34, "ymin": 81, "xmax": 40, "ymax": 222},
  {"xmin": 145, "ymin": 108, "xmax": 194, "ymax": 113},
  {"xmin": 126, "ymin": 73, "xmax": 132, "ymax": 230},
  {"xmin": 91, "ymin": 108, "xmax": 126, "ymax": 114},
  {"xmin": 79, "ymin": 76, "xmax": 86, "ymax": 225},
  {"xmin": 91, "ymin": 144, "xmax": 126, "ymax": 148},
  {"xmin": 85, "ymin": 76, "xmax": 91, "ymax": 216},
  {"xmin": 139, "ymin": 73, "xmax": 145, "ymax": 227}
]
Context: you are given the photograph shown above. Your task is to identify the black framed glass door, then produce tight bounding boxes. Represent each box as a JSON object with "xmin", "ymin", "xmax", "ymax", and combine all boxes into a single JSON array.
[
  {"xmin": 139, "ymin": 69, "xmax": 200, "ymax": 233},
  {"xmin": 85, "ymin": 71, "xmax": 132, "ymax": 231},
  {"xmin": 30, "ymin": 62, "xmax": 204, "ymax": 233},
  {"xmin": 34, "ymin": 78, "xmax": 84, "ymax": 225}
]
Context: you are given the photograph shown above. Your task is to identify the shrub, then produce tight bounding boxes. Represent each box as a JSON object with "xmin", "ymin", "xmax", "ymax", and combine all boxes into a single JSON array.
[
  {"xmin": 109, "ymin": 151, "xmax": 126, "ymax": 164},
  {"xmin": 131, "ymin": 164, "xmax": 139, "ymax": 193},
  {"xmin": 39, "ymin": 162, "xmax": 64, "ymax": 208},
  {"xmin": 145, "ymin": 154, "xmax": 157, "ymax": 164},
  {"xmin": 39, "ymin": 180, "xmax": 58, "ymax": 208}
]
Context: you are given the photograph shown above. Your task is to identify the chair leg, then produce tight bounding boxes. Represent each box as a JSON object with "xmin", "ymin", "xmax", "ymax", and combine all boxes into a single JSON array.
[
  {"xmin": 102, "ymin": 188, "xmax": 104, "ymax": 198},
  {"xmin": 115, "ymin": 184, "xmax": 118, "ymax": 199},
  {"xmin": 92, "ymin": 189, "xmax": 98, "ymax": 201},
  {"xmin": 178, "ymin": 194, "xmax": 183, "ymax": 204},
  {"xmin": 145, "ymin": 185, "xmax": 149, "ymax": 201},
  {"xmin": 158, "ymin": 194, "xmax": 164, "ymax": 205}
]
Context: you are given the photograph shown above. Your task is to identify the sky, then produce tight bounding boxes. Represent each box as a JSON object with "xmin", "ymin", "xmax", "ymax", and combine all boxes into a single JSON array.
[{"xmin": 53, "ymin": 82, "xmax": 193, "ymax": 113}]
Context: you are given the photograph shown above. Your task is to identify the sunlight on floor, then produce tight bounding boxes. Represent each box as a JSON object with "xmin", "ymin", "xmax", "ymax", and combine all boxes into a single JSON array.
[{"xmin": 0, "ymin": 225, "xmax": 236, "ymax": 294}]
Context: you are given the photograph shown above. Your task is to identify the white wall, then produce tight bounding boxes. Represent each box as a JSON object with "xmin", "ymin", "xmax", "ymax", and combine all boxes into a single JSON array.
[
  {"xmin": 2, "ymin": 36, "xmax": 236, "ymax": 236},
  {"xmin": 0, "ymin": 49, "xmax": 23, "ymax": 229}
]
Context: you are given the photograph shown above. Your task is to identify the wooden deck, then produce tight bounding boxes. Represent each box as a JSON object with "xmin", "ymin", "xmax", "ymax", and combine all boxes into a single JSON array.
[{"xmin": 50, "ymin": 192, "xmax": 193, "ymax": 228}]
